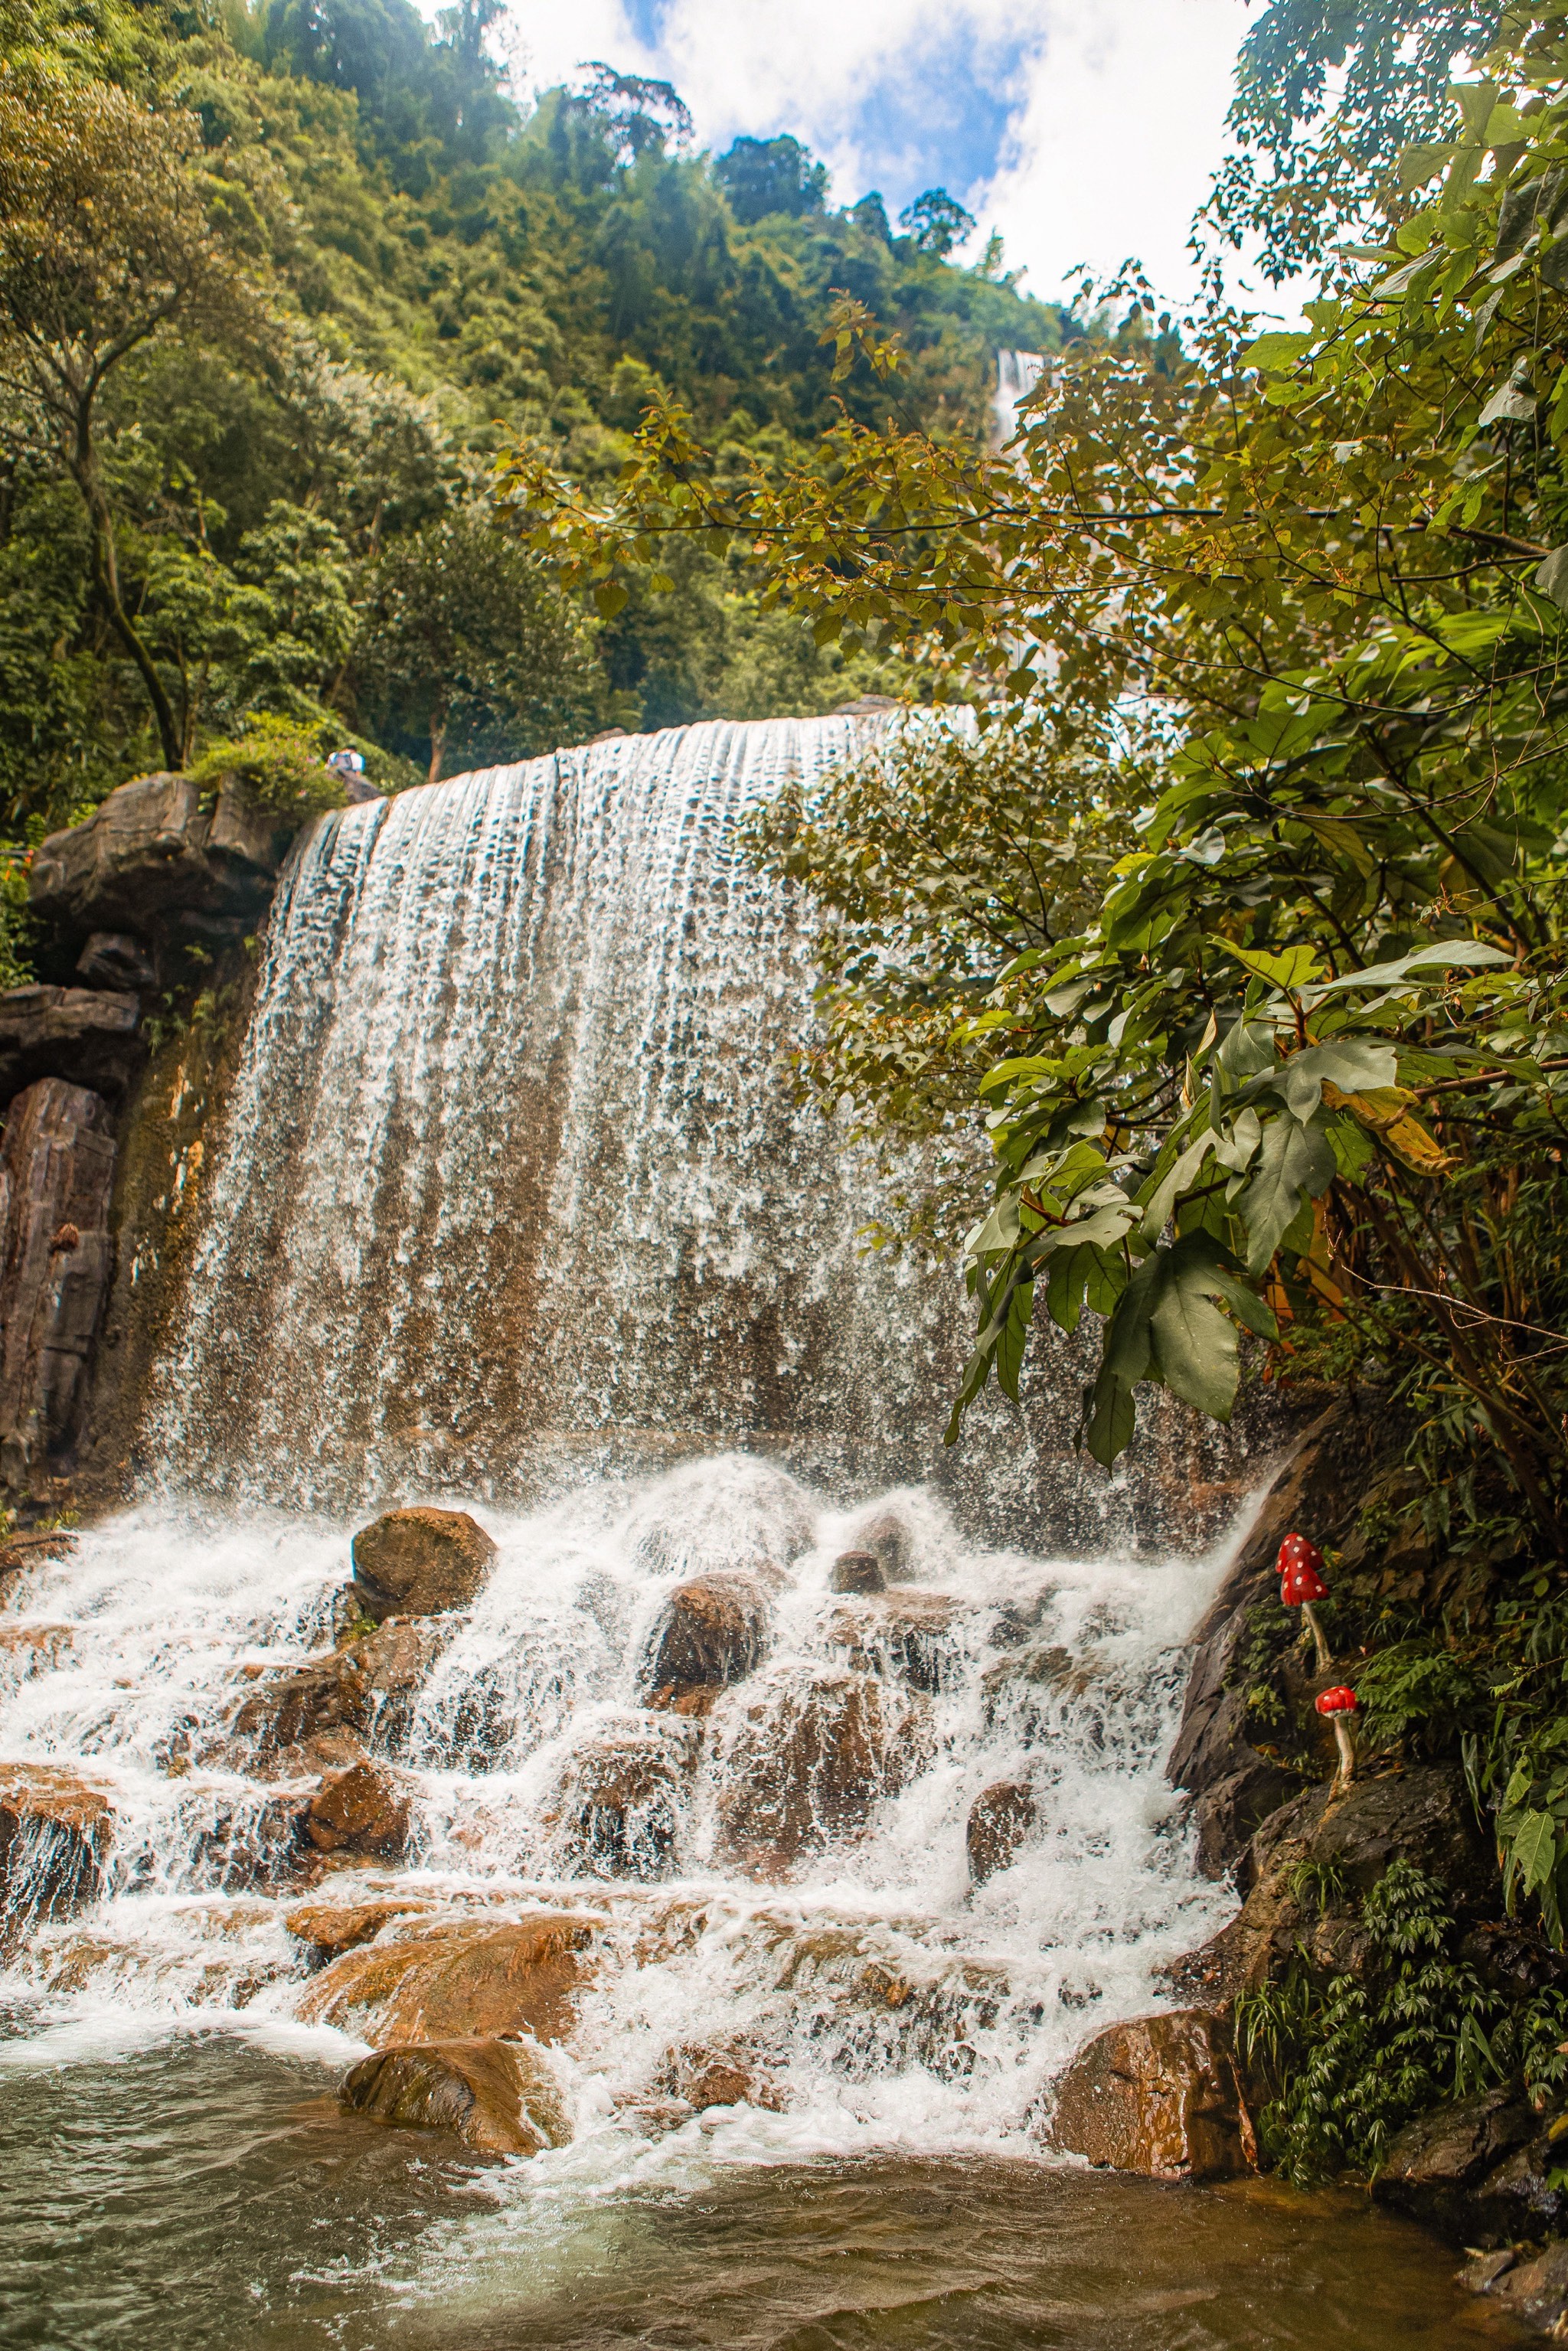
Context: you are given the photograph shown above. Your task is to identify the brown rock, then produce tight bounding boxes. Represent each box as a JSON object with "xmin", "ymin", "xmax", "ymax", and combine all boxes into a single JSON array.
[
  {"xmin": 550, "ymin": 1717, "xmax": 695, "ymax": 1879},
  {"xmin": 640, "ymin": 1571, "xmax": 769, "ymax": 1706},
  {"xmin": 0, "ymin": 1079, "xmax": 117, "ymax": 1491},
  {"xmin": 30, "ymin": 772, "xmax": 292, "ymax": 936},
  {"xmin": 1492, "ymin": 2242, "xmax": 1568, "ymax": 2332},
  {"xmin": 340, "ymin": 2036, "xmax": 570, "ymax": 2158},
  {"xmin": 0, "ymin": 1623, "xmax": 75, "ymax": 1677},
  {"xmin": 1171, "ymin": 1765, "xmax": 1494, "ymax": 2004},
  {"xmin": 1372, "ymin": 2088, "xmax": 1547, "ymax": 2240},
  {"xmin": 0, "ymin": 987, "xmax": 145, "ymax": 1105},
  {"xmin": 284, "ymin": 1895, "xmax": 444, "ymax": 1963},
  {"xmin": 714, "ymin": 1665, "xmax": 933, "ymax": 1871},
  {"xmin": 350, "ymin": 1507, "xmax": 497, "ymax": 1622},
  {"xmin": 1047, "ymin": 2008, "xmax": 1254, "ymax": 2182},
  {"xmin": 296, "ymin": 1910, "xmax": 599, "ymax": 2044},
  {"xmin": 652, "ymin": 2038, "xmax": 786, "ymax": 2113},
  {"xmin": 0, "ymin": 1527, "xmax": 77, "ymax": 1582},
  {"xmin": 828, "ymin": 1591, "xmax": 961, "ymax": 1692},
  {"xmin": 966, "ymin": 1781, "xmax": 1037, "ymax": 1886},
  {"xmin": 846, "ymin": 1506, "xmax": 916, "ymax": 1582},
  {"xmin": 303, "ymin": 1762, "xmax": 414, "ymax": 1860},
  {"xmin": 0, "ymin": 1761, "xmax": 113, "ymax": 1926},
  {"xmin": 828, "ymin": 1551, "xmax": 885, "ymax": 1595},
  {"xmin": 228, "ymin": 1616, "xmax": 449, "ymax": 1765}
]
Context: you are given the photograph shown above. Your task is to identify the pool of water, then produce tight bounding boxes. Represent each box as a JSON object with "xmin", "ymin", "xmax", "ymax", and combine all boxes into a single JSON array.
[{"xmin": 0, "ymin": 2033, "xmax": 1520, "ymax": 2350}]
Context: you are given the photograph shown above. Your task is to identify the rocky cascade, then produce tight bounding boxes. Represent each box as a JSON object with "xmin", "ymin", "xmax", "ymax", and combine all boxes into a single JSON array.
[{"xmin": 0, "ymin": 1471, "xmax": 1239, "ymax": 2172}]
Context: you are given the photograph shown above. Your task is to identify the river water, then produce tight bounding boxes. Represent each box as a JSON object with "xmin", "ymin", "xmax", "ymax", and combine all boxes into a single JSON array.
[{"xmin": 0, "ymin": 720, "xmax": 1497, "ymax": 2343}]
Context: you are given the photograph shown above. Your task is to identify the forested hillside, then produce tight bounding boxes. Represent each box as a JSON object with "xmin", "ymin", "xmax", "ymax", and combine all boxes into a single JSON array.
[{"xmin": 0, "ymin": 0, "xmax": 1060, "ymax": 864}]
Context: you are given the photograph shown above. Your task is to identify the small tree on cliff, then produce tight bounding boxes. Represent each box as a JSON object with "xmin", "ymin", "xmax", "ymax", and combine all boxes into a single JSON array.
[{"xmin": 0, "ymin": 67, "xmax": 265, "ymax": 770}]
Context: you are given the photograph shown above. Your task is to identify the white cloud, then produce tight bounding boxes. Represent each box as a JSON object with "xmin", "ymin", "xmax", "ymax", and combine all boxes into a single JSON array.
[
  {"xmin": 498, "ymin": 0, "xmax": 1254, "ymax": 306},
  {"xmin": 972, "ymin": 0, "xmax": 1250, "ymax": 307}
]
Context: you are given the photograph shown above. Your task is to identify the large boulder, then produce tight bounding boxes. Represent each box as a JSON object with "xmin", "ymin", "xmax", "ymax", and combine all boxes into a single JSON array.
[
  {"xmin": 714, "ymin": 1664, "xmax": 933, "ymax": 1873},
  {"xmin": 350, "ymin": 1507, "xmax": 497, "ymax": 1622},
  {"xmin": 0, "ymin": 1079, "xmax": 117, "ymax": 1492},
  {"xmin": 74, "ymin": 932, "xmax": 156, "ymax": 994},
  {"xmin": 340, "ymin": 2036, "xmax": 570, "ymax": 2158},
  {"xmin": 828, "ymin": 1591, "xmax": 962, "ymax": 1693},
  {"xmin": 548, "ymin": 1716, "xmax": 695, "ymax": 1879},
  {"xmin": 1046, "ymin": 2008, "xmax": 1254, "ymax": 2182},
  {"xmin": 302, "ymin": 1762, "xmax": 414, "ymax": 1860},
  {"xmin": 639, "ymin": 1571, "xmax": 769, "ymax": 1707},
  {"xmin": 1488, "ymin": 2242, "xmax": 1568, "ymax": 2333},
  {"xmin": 1167, "ymin": 1764, "xmax": 1492, "ymax": 2005},
  {"xmin": 1165, "ymin": 1402, "xmax": 1397, "ymax": 1877},
  {"xmin": 966, "ymin": 1781, "xmax": 1037, "ymax": 1887},
  {"xmin": 296, "ymin": 1910, "xmax": 600, "ymax": 2044},
  {"xmin": 1374, "ymin": 2088, "xmax": 1564, "ymax": 2242},
  {"xmin": 29, "ymin": 771, "xmax": 292, "ymax": 939},
  {"xmin": 228, "ymin": 1616, "xmax": 451, "ymax": 1768},
  {"xmin": 0, "ymin": 987, "xmax": 145, "ymax": 1105},
  {"xmin": 0, "ymin": 1762, "xmax": 113, "ymax": 1930}
]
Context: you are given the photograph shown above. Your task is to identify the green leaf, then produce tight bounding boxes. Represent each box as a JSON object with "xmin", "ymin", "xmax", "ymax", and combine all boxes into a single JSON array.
[
  {"xmin": 1085, "ymin": 1365, "xmax": 1136, "ymax": 1467},
  {"xmin": 1219, "ymin": 941, "xmax": 1323, "ymax": 992},
  {"xmin": 1277, "ymin": 1039, "xmax": 1398, "ymax": 1122},
  {"xmin": 1240, "ymin": 331, "xmax": 1313, "ymax": 374},
  {"xmin": 1235, "ymin": 1113, "xmax": 1336, "ymax": 1276},
  {"xmin": 996, "ymin": 1278, "xmax": 1034, "ymax": 1399},
  {"xmin": 1511, "ymin": 1807, "xmax": 1560, "ymax": 1895},
  {"xmin": 1535, "ymin": 547, "xmax": 1568, "ymax": 611},
  {"xmin": 1302, "ymin": 942, "xmax": 1511, "ymax": 1002},
  {"xmin": 1148, "ymin": 1259, "xmax": 1240, "ymax": 1421}
]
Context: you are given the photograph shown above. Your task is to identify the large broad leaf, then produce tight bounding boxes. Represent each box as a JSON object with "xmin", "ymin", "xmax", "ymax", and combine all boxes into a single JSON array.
[
  {"xmin": 1148, "ymin": 1262, "xmax": 1240, "ymax": 1421},
  {"xmin": 995, "ymin": 1278, "xmax": 1034, "ymax": 1400},
  {"xmin": 1215, "ymin": 1017, "xmax": 1277, "ymax": 1083},
  {"xmin": 1218, "ymin": 941, "xmax": 1323, "ymax": 992},
  {"xmin": 1302, "ymin": 941, "xmax": 1511, "ymax": 1003},
  {"xmin": 1236, "ymin": 1113, "xmax": 1336, "ymax": 1276},
  {"xmin": 1085, "ymin": 1366, "xmax": 1135, "ymax": 1468},
  {"xmin": 1511, "ymin": 1807, "xmax": 1560, "ymax": 1896},
  {"xmin": 1277, "ymin": 1039, "xmax": 1398, "ymax": 1122}
]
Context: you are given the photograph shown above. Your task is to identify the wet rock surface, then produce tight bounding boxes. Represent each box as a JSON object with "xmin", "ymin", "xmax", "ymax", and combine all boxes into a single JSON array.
[
  {"xmin": 297, "ymin": 1910, "xmax": 601, "ymax": 2044},
  {"xmin": 828, "ymin": 1551, "xmax": 885, "ymax": 1595},
  {"xmin": 73, "ymin": 932, "xmax": 157, "ymax": 994},
  {"xmin": 0, "ymin": 988, "xmax": 145, "ymax": 1104},
  {"xmin": 966, "ymin": 1781, "xmax": 1037, "ymax": 1887},
  {"xmin": 639, "ymin": 1571, "xmax": 769, "ymax": 1706},
  {"xmin": 827, "ymin": 1590, "xmax": 962, "ymax": 1692},
  {"xmin": 227, "ymin": 1617, "xmax": 452, "ymax": 1766},
  {"xmin": 350, "ymin": 1507, "xmax": 497, "ymax": 1622},
  {"xmin": 1167, "ymin": 1764, "xmax": 1491, "ymax": 2006},
  {"xmin": 1373, "ymin": 2088, "xmax": 1551, "ymax": 2240},
  {"xmin": 714, "ymin": 1665, "xmax": 933, "ymax": 1873},
  {"xmin": 0, "ymin": 1079, "xmax": 117, "ymax": 1491},
  {"xmin": 1166, "ymin": 1402, "xmax": 1398, "ymax": 1878},
  {"xmin": 0, "ymin": 1762, "xmax": 113, "ymax": 1927},
  {"xmin": 549, "ymin": 1716, "xmax": 697, "ymax": 1879},
  {"xmin": 340, "ymin": 2035, "xmax": 571, "ymax": 2157},
  {"xmin": 1046, "ymin": 2008, "xmax": 1254, "ymax": 2182},
  {"xmin": 302, "ymin": 1762, "xmax": 414, "ymax": 1861},
  {"xmin": 651, "ymin": 2036, "xmax": 787, "ymax": 2113}
]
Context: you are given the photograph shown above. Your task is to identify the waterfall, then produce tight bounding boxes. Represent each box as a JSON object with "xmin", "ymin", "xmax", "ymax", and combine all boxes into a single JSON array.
[{"xmin": 0, "ymin": 715, "xmax": 1243, "ymax": 2203}]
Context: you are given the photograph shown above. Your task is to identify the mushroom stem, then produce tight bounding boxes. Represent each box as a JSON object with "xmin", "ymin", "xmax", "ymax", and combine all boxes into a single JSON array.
[
  {"xmin": 1331, "ymin": 1714, "xmax": 1356, "ymax": 1794},
  {"xmin": 1301, "ymin": 1602, "xmax": 1333, "ymax": 1673}
]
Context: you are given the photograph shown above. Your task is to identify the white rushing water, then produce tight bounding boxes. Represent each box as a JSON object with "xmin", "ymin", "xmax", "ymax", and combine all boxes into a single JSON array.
[{"xmin": 0, "ymin": 713, "xmax": 1250, "ymax": 2238}]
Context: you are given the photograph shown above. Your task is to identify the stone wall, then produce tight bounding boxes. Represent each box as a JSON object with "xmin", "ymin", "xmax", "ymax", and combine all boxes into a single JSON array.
[{"xmin": 0, "ymin": 771, "xmax": 291, "ymax": 1510}]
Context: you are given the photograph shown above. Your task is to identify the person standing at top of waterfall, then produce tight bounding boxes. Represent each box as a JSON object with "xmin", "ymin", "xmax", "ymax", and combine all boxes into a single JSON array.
[{"xmin": 326, "ymin": 747, "xmax": 380, "ymax": 805}]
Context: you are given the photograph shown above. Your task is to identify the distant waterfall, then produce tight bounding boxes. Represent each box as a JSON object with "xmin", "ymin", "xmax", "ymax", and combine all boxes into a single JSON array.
[{"xmin": 994, "ymin": 349, "xmax": 1047, "ymax": 447}]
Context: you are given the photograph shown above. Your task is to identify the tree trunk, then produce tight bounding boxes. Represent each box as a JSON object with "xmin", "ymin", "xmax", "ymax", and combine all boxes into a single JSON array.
[
  {"xmin": 427, "ymin": 713, "xmax": 447, "ymax": 787},
  {"xmin": 80, "ymin": 467, "xmax": 182, "ymax": 771}
]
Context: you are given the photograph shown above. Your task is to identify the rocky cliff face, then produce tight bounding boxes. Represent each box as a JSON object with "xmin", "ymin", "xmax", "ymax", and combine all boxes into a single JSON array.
[{"xmin": 0, "ymin": 772, "xmax": 292, "ymax": 1507}]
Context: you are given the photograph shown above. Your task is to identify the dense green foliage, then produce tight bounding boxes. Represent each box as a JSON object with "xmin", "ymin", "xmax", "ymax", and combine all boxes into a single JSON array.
[
  {"xmin": 1237, "ymin": 1860, "xmax": 1568, "ymax": 2183},
  {"xmin": 0, "ymin": 0, "xmax": 1058, "ymax": 856}
]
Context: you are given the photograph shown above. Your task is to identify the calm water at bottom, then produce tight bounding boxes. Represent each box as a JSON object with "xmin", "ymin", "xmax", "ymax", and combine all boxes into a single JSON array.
[{"xmin": 0, "ymin": 2036, "xmax": 1526, "ymax": 2351}]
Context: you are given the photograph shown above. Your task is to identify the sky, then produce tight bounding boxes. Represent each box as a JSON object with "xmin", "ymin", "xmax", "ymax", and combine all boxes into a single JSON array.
[{"xmin": 497, "ymin": 0, "xmax": 1259, "ymax": 314}]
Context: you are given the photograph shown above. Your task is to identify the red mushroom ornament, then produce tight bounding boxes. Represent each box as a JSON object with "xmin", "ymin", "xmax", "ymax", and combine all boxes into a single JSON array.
[
  {"xmin": 1276, "ymin": 1533, "xmax": 1333, "ymax": 1671},
  {"xmin": 1315, "ymin": 1685, "xmax": 1359, "ymax": 1793}
]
